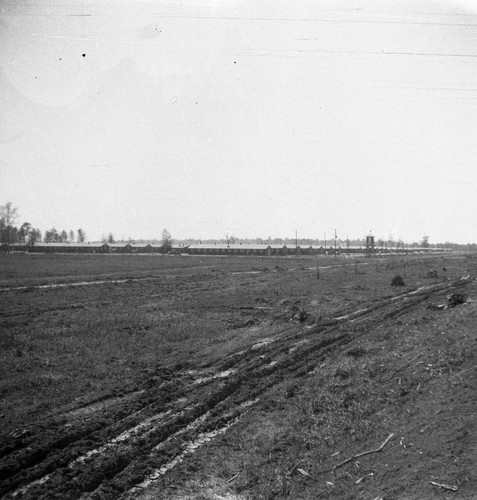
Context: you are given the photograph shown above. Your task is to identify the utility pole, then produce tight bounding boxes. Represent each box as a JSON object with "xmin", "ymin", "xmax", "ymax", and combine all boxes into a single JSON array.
[{"xmin": 334, "ymin": 229, "xmax": 337, "ymax": 258}]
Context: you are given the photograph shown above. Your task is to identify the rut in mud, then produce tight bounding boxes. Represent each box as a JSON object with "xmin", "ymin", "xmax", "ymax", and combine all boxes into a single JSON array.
[{"xmin": 0, "ymin": 274, "xmax": 470, "ymax": 500}]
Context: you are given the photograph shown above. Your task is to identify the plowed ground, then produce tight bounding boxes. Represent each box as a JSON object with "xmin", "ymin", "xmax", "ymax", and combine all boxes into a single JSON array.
[{"xmin": 0, "ymin": 253, "xmax": 476, "ymax": 499}]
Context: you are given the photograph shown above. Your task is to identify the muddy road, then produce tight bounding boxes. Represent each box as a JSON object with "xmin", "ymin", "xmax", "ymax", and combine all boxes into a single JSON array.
[{"xmin": 0, "ymin": 262, "xmax": 470, "ymax": 499}]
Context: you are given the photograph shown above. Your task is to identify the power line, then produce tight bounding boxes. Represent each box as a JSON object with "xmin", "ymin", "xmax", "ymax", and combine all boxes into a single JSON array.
[
  {"xmin": 233, "ymin": 47, "xmax": 477, "ymax": 60},
  {"xmin": 3, "ymin": 7, "xmax": 477, "ymax": 27}
]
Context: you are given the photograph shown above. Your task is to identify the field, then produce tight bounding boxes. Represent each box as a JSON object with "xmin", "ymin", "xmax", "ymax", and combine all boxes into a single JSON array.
[{"xmin": 0, "ymin": 253, "xmax": 476, "ymax": 499}]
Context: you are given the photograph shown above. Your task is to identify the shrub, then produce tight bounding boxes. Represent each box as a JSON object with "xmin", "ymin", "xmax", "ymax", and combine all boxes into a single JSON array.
[{"xmin": 391, "ymin": 275, "xmax": 405, "ymax": 286}]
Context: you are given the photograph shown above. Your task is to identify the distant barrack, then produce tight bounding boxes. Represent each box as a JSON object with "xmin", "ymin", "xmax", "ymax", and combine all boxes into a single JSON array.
[{"xmin": 0, "ymin": 242, "xmax": 453, "ymax": 256}]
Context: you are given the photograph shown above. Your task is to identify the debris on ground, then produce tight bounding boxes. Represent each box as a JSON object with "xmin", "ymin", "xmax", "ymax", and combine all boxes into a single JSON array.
[
  {"xmin": 429, "ymin": 480, "xmax": 459, "ymax": 491},
  {"xmin": 226, "ymin": 317, "xmax": 256, "ymax": 329},
  {"xmin": 426, "ymin": 270, "xmax": 438, "ymax": 278},
  {"xmin": 426, "ymin": 303, "xmax": 446, "ymax": 311},
  {"xmin": 291, "ymin": 306, "xmax": 308, "ymax": 323},
  {"xmin": 447, "ymin": 292, "xmax": 467, "ymax": 308},
  {"xmin": 428, "ymin": 292, "xmax": 468, "ymax": 311}
]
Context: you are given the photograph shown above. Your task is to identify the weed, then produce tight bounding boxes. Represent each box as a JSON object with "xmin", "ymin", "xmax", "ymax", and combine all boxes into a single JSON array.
[{"xmin": 391, "ymin": 275, "xmax": 405, "ymax": 286}]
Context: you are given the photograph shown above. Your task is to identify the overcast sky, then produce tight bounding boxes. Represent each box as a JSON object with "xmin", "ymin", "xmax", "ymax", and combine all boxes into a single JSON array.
[{"xmin": 1, "ymin": 0, "xmax": 476, "ymax": 244}]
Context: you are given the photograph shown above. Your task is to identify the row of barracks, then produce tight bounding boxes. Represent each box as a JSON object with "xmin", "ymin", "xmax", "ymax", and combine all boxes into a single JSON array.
[{"xmin": 1, "ymin": 242, "xmax": 448, "ymax": 256}]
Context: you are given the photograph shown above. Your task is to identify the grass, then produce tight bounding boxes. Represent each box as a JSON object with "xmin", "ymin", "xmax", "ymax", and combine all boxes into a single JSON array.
[
  {"xmin": 0, "ymin": 254, "xmax": 469, "ymax": 408},
  {"xmin": 1, "ymin": 252, "xmax": 476, "ymax": 499}
]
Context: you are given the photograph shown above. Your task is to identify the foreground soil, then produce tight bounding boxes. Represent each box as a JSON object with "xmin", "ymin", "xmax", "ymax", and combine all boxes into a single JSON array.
[{"xmin": 0, "ymin": 253, "xmax": 476, "ymax": 499}]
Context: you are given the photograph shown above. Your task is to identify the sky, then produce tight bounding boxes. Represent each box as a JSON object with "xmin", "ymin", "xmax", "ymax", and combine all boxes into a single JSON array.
[{"xmin": 1, "ymin": 0, "xmax": 477, "ymax": 244}]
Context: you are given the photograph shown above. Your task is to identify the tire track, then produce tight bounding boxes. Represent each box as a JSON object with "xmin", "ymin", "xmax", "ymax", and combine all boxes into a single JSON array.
[{"xmin": 1, "ymin": 276, "xmax": 471, "ymax": 499}]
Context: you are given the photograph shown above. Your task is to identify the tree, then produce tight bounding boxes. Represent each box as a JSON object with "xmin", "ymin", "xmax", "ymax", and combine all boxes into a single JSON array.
[
  {"xmin": 44, "ymin": 228, "xmax": 60, "ymax": 243},
  {"xmin": 0, "ymin": 218, "xmax": 5, "ymax": 244},
  {"xmin": 225, "ymin": 233, "xmax": 236, "ymax": 247},
  {"xmin": 107, "ymin": 232, "xmax": 115, "ymax": 244},
  {"xmin": 60, "ymin": 230, "xmax": 68, "ymax": 242},
  {"xmin": 9, "ymin": 226, "xmax": 18, "ymax": 245},
  {"xmin": 421, "ymin": 235, "xmax": 430, "ymax": 248},
  {"xmin": 69, "ymin": 230, "xmax": 75, "ymax": 243},
  {"xmin": 77, "ymin": 228, "xmax": 86, "ymax": 243},
  {"xmin": 0, "ymin": 202, "xmax": 19, "ymax": 246},
  {"xmin": 0, "ymin": 202, "xmax": 19, "ymax": 228},
  {"xmin": 19, "ymin": 222, "xmax": 32, "ymax": 244},
  {"xmin": 161, "ymin": 229, "xmax": 172, "ymax": 252},
  {"xmin": 29, "ymin": 228, "xmax": 41, "ymax": 245}
]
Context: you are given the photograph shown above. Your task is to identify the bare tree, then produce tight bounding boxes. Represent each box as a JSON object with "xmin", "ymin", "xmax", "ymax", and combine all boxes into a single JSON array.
[
  {"xmin": 161, "ymin": 229, "xmax": 172, "ymax": 252},
  {"xmin": 225, "ymin": 233, "xmax": 235, "ymax": 247},
  {"xmin": 107, "ymin": 232, "xmax": 115, "ymax": 244},
  {"xmin": 69, "ymin": 230, "xmax": 75, "ymax": 242},
  {"xmin": 77, "ymin": 228, "xmax": 86, "ymax": 243},
  {"xmin": 421, "ymin": 235, "xmax": 430, "ymax": 248},
  {"xmin": 0, "ymin": 202, "xmax": 19, "ymax": 246}
]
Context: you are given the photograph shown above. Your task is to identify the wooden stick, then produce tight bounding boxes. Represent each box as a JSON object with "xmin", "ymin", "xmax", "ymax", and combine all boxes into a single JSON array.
[
  {"xmin": 429, "ymin": 480, "xmax": 458, "ymax": 491},
  {"xmin": 458, "ymin": 365, "xmax": 477, "ymax": 376},
  {"xmin": 333, "ymin": 433, "xmax": 395, "ymax": 473},
  {"xmin": 286, "ymin": 459, "xmax": 303, "ymax": 476},
  {"xmin": 395, "ymin": 354, "xmax": 422, "ymax": 373},
  {"xmin": 226, "ymin": 471, "xmax": 240, "ymax": 483}
]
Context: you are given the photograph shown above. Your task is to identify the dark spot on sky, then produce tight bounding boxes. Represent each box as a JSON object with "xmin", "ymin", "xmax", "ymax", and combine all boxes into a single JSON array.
[
  {"xmin": 82, "ymin": 54, "xmax": 86, "ymax": 57},
  {"xmin": 234, "ymin": 61, "xmax": 236, "ymax": 64}
]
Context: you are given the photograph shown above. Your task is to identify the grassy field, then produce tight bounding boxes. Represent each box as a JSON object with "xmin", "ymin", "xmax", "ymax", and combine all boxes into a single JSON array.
[{"xmin": 0, "ymin": 252, "xmax": 476, "ymax": 499}]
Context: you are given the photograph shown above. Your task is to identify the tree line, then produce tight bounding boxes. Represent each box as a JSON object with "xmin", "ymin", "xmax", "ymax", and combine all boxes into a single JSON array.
[
  {"xmin": 0, "ymin": 202, "xmax": 172, "ymax": 250},
  {"xmin": 0, "ymin": 202, "xmax": 86, "ymax": 246}
]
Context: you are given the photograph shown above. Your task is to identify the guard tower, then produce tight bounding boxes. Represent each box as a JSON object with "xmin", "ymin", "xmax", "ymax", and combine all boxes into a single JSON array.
[{"xmin": 365, "ymin": 234, "xmax": 375, "ymax": 257}]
